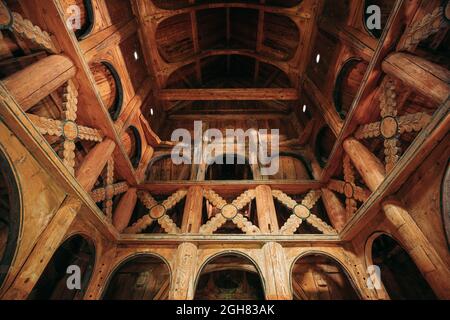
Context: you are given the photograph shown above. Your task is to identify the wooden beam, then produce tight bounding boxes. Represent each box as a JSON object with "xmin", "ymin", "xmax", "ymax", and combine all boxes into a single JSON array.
[
  {"xmin": 139, "ymin": 180, "xmax": 324, "ymax": 196},
  {"xmin": 76, "ymin": 139, "xmax": 116, "ymax": 192},
  {"xmin": 158, "ymin": 88, "xmax": 299, "ymax": 101},
  {"xmin": 304, "ymin": 77, "xmax": 343, "ymax": 136},
  {"xmin": 1, "ymin": 55, "xmax": 76, "ymax": 111},
  {"xmin": 382, "ymin": 52, "xmax": 450, "ymax": 105}
]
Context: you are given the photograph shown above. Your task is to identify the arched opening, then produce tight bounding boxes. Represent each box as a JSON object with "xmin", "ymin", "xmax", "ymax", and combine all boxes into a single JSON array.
[
  {"xmin": 370, "ymin": 234, "xmax": 437, "ymax": 300},
  {"xmin": 0, "ymin": 147, "xmax": 21, "ymax": 289},
  {"xmin": 194, "ymin": 254, "xmax": 265, "ymax": 300},
  {"xmin": 146, "ymin": 155, "xmax": 191, "ymax": 181},
  {"xmin": 60, "ymin": 0, "xmax": 95, "ymax": 40},
  {"xmin": 122, "ymin": 126, "xmax": 142, "ymax": 168},
  {"xmin": 291, "ymin": 253, "xmax": 360, "ymax": 300},
  {"xmin": 103, "ymin": 254, "xmax": 171, "ymax": 300},
  {"xmin": 205, "ymin": 154, "xmax": 254, "ymax": 180},
  {"xmin": 89, "ymin": 61, "xmax": 123, "ymax": 121},
  {"xmin": 333, "ymin": 58, "xmax": 369, "ymax": 119},
  {"xmin": 268, "ymin": 154, "xmax": 313, "ymax": 180},
  {"xmin": 315, "ymin": 127, "xmax": 336, "ymax": 167},
  {"xmin": 28, "ymin": 235, "xmax": 95, "ymax": 300}
]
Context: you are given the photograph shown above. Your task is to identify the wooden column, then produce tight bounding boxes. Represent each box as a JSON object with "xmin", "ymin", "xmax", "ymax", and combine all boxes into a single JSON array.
[
  {"xmin": 343, "ymin": 137, "xmax": 450, "ymax": 299},
  {"xmin": 382, "ymin": 199, "xmax": 450, "ymax": 299},
  {"xmin": 262, "ymin": 242, "xmax": 292, "ymax": 300},
  {"xmin": 343, "ymin": 138, "xmax": 385, "ymax": 191},
  {"xmin": 382, "ymin": 53, "xmax": 450, "ymax": 105},
  {"xmin": 1, "ymin": 197, "xmax": 82, "ymax": 300},
  {"xmin": 76, "ymin": 139, "xmax": 116, "ymax": 192},
  {"xmin": 113, "ymin": 188, "xmax": 138, "ymax": 232},
  {"xmin": 1, "ymin": 55, "xmax": 76, "ymax": 111},
  {"xmin": 181, "ymin": 186, "xmax": 204, "ymax": 234},
  {"xmin": 255, "ymin": 185, "xmax": 279, "ymax": 234},
  {"xmin": 169, "ymin": 243, "xmax": 198, "ymax": 300},
  {"xmin": 321, "ymin": 188, "xmax": 347, "ymax": 231}
]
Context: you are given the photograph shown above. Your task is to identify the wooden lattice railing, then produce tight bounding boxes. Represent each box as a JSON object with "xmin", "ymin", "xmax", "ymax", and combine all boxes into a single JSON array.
[
  {"xmin": 272, "ymin": 190, "xmax": 337, "ymax": 235},
  {"xmin": 199, "ymin": 189, "xmax": 260, "ymax": 235},
  {"xmin": 124, "ymin": 190, "xmax": 187, "ymax": 234}
]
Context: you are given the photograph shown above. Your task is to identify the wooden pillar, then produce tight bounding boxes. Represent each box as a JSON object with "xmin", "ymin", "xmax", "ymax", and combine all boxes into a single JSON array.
[
  {"xmin": 343, "ymin": 137, "xmax": 450, "ymax": 299},
  {"xmin": 255, "ymin": 185, "xmax": 279, "ymax": 234},
  {"xmin": 169, "ymin": 243, "xmax": 198, "ymax": 300},
  {"xmin": 181, "ymin": 186, "xmax": 204, "ymax": 234},
  {"xmin": 1, "ymin": 197, "xmax": 82, "ymax": 300},
  {"xmin": 76, "ymin": 139, "xmax": 116, "ymax": 192},
  {"xmin": 342, "ymin": 138, "xmax": 385, "ymax": 191},
  {"xmin": 321, "ymin": 188, "xmax": 347, "ymax": 231},
  {"xmin": 382, "ymin": 199, "xmax": 450, "ymax": 299},
  {"xmin": 113, "ymin": 188, "xmax": 138, "ymax": 232},
  {"xmin": 262, "ymin": 242, "xmax": 292, "ymax": 300},
  {"xmin": 1, "ymin": 55, "xmax": 76, "ymax": 111},
  {"xmin": 83, "ymin": 241, "xmax": 117, "ymax": 300},
  {"xmin": 382, "ymin": 53, "xmax": 450, "ymax": 105}
]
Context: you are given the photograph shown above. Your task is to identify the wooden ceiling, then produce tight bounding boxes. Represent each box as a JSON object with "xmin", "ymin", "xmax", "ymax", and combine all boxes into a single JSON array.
[{"xmin": 133, "ymin": 0, "xmax": 321, "ymax": 116}]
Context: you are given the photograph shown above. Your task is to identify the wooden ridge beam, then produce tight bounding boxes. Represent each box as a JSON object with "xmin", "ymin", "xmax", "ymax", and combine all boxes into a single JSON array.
[{"xmin": 158, "ymin": 88, "xmax": 299, "ymax": 101}]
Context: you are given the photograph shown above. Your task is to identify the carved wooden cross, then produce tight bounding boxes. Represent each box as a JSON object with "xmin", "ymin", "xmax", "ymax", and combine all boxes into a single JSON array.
[
  {"xmin": 199, "ymin": 189, "xmax": 260, "ymax": 235},
  {"xmin": 27, "ymin": 81, "xmax": 104, "ymax": 175},
  {"xmin": 272, "ymin": 190, "xmax": 336, "ymax": 235},
  {"xmin": 355, "ymin": 77, "xmax": 431, "ymax": 172},
  {"xmin": 90, "ymin": 158, "xmax": 129, "ymax": 221},
  {"xmin": 327, "ymin": 155, "xmax": 371, "ymax": 218},
  {"xmin": 124, "ymin": 190, "xmax": 188, "ymax": 234}
]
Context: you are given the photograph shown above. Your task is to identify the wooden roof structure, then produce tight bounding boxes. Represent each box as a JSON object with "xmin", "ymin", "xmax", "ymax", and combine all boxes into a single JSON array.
[{"xmin": 0, "ymin": 0, "xmax": 449, "ymax": 301}]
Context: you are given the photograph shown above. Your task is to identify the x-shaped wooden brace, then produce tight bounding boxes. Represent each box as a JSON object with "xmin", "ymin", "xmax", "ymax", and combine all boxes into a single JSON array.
[
  {"xmin": 90, "ymin": 158, "xmax": 129, "ymax": 221},
  {"xmin": 199, "ymin": 189, "xmax": 261, "ymax": 235},
  {"xmin": 327, "ymin": 155, "xmax": 371, "ymax": 218},
  {"xmin": 273, "ymin": 190, "xmax": 337, "ymax": 235},
  {"xmin": 124, "ymin": 190, "xmax": 187, "ymax": 234},
  {"xmin": 28, "ymin": 80, "xmax": 104, "ymax": 175},
  {"xmin": 0, "ymin": 4, "xmax": 58, "ymax": 53},
  {"xmin": 355, "ymin": 77, "xmax": 431, "ymax": 172}
]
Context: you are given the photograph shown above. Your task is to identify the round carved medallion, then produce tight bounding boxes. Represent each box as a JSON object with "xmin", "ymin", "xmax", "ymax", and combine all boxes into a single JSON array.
[
  {"xmin": 149, "ymin": 204, "xmax": 166, "ymax": 220},
  {"xmin": 62, "ymin": 120, "xmax": 79, "ymax": 141},
  {"xmin": 293, "ymin": 204, "xmax": 311, "ymax": 220},
  {"xmin": 380, "ymin": 116, "xmax": 398, "ymax": 139},
  {"xmin": 344, "ymin": 182, "xmax": 355, "ymax": 199},
  {"xmin": 221, "ymin": 204, "xmax": 238, "ymax": 220}
]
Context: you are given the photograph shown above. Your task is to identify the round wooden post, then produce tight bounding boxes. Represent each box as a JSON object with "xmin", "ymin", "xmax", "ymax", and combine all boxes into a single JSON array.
[
  {"xmin": 262, "ymin": 242, "xmax": 292, "ymax": 300},
  {"xmin": 113, "ymin": 188, "xmax": 138, "ymax": 232},
  {"xmin": 342, "ymin": 138, "xmax": 386, "ymax": 192},
  {"xmin": 255, "ymin": 185, "xmax": 279, "ymax": 234},
  {"xmin": 321, "ymin": 188, "xmax": 347, "ymax": 231},
  {"xmin": 1, "ymin": 55, "xmax": 76, "ymax": 111}
]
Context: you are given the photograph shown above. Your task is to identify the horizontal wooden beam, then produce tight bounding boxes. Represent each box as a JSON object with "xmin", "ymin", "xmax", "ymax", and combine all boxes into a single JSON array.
[
  {"xmin": 138, "ymin": 180, "xmax": 323, "ymax": 196},
  {"xmin": 118, "ymin": 233, "xmax": 341, "ymax": 245},
  {"xmin": 158, "ymin": 88, "xmax": 299, "ymax": 101}
]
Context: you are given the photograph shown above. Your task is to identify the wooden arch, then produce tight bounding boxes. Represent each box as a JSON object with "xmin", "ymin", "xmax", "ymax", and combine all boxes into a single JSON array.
[
  {"xmin": 101, "ymin": 253, "xmax": 172, "ymax": 300},
  {"xmin": 290, "ymin": 251, "xmax": 362, "ymax": 300},
  {"xmin": 194, "ymin": 250, "xmax": 266, "ymax": 299},
  {"xmin": 0, "ymin": 145, "xmax": 22, "ymax": 290}
]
